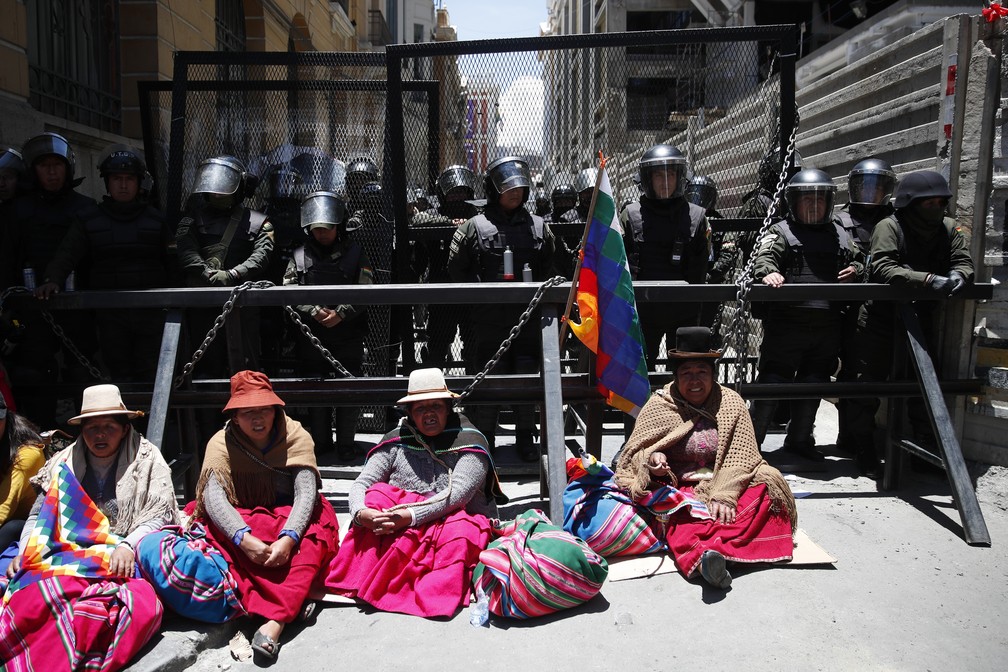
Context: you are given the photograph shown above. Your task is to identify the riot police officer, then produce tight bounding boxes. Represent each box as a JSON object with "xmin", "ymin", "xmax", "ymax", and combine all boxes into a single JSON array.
[
  {"xmin": 283, "ymin": 191, "xmax": 374, "ymax": 460},
  {"xmin": 545, "ymin": 181, "xmax": 580, "ymax": 279},
  {"xmin": 834, "ymin": 158, "xmax": 897, "ymax": 471},
  {"xmin": 413, "ymin": 165, "xmax": 479, "ymax": 371},
  {"xmin": 1, "ymin": 132, "xmax": 97, "ymax": 425},
  {"xmin": 573, "ymin": 167, "xmax": 598, "ymax": 222},
  {"xmin": 848, "ymin": 171, "xmax": 973, "ymax": 473},
  {"xmin": 175, "ymin": 155, "xmax": 273, "ymax": 373},
  {"xmin": 37, "ymin": 144, "xmax": 170, "ymax": 381},
  {"xmin": 545, "ymin": 182, "xmax": 578, "ymax": 225},
  {"xmin": 621, "ymin": 144, "xmax": 710, "ymax": 370},
  {"xmin": 0, "ymin": 146, "xmax": 24, "ymax": 206},
  {"xmin": 448, "ymin": 156, "xmax": 555, "ymax": 461},
  {"xmin": 749, "ymin": 169, "xmax": 865, "ymax": 461}
]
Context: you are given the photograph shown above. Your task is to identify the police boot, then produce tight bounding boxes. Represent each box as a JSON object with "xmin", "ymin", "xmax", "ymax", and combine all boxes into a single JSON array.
[
  {"xmin": 749, "ymin": 400, "xmax": 778, "ymax": 450},
  {"xmin": 783, "ymin": 400, "xmax": 823, "ymax": 462},
  {"xmin": 515, "ymin": 428, "xmax": 540, "ymax": 463}
]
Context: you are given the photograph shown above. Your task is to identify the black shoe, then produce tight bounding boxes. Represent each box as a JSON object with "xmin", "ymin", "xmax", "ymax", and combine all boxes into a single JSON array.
[
  {"xmin": 856, "ymin": 452, "xmax": 880, "ymax": 480},
  {"xmin": 699, "ymin": 550, "xmax": 732, "ymax": 589},
  {"xmin": 516, "ymin": 430, "xmax": 539, "ymax": 463},
  {"xmin": 784, "ymin": 441, "xmax": 825, "ymax": 462}
]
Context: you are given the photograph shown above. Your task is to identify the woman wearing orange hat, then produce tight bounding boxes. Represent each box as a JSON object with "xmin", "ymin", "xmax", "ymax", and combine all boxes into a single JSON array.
[{"xmin": 188, "ymin": 370, "xmax": 338, "ymax": 661}]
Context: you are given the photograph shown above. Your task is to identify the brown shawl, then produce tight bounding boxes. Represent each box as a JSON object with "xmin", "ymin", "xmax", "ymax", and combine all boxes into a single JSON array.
[
  {"xmin": 30, "ymin": 426, "xmax": 181, "ymax": 536},
  {"xmin": 192, "ymin": 412, "xmax": 319, "ymax": 521},
  {"xmin": 613, "ymin": 383, "xmax": 797, "ymax": 531}
]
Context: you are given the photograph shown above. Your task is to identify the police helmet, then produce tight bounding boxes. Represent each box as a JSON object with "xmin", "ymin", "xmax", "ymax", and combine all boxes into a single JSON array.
[
  {"xmin": 639, "ymin": 144, "xmax": 687, "ymax": 200},
  {"xmin": 686, "ymin": 175, "xmax": 718, "ymax": 211},
  {"xmin": 98, "ymin": 144, "xmax": 147, "ymax": 178},
  {"xmin": 22, "ymin": 132, "xmax": 76, "ymax": 181},
  {"xmin": 267, "ymin": 164, "xmax": 304, "ymax": 200},
  {"xmin": 551, "ymin": 183, "xmax": 577, "ymax": 210},
  {"xmin": 0, "ymin": 146, "xmax": 25, "ymax": 175},
  {"xmin": 484, "ymin": 156, "xmax": 531, "ymax": 203},
  {"xmin": 435, "ymin": 164, "xmax": 476, "ymax": 201},
  {"xmin": 785, "ymin": 168, "xmax": 837, "ymax": 227},
  {"xmin": 758, "ymin": 146, "xmax": 804, "ymax": 194},
  {"xmin": 192, "ymin": 155, "xmax": 256, "ymax": 198},
  {"xmin": 301, "ymin": 190, "xmax": 348, "ymax": 233},
  {"xmin": 345, "ymin": 156, "xmax": 380, "ymax": 196},
  {"xmin": 847, "ymin": 158, "xmax": 896, "ymax": 206},
  {"xmin": 892, "ymin": 170, "xmax": 952, "ymax": 209},
  {"xmin": 574, "ymin": 168, "xmax": 598, "ymax": 195}
]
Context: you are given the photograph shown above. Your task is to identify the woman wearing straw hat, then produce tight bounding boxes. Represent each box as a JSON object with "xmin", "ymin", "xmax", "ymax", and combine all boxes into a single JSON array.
[
  {"xmin": 324, "ymin": 368, "xmax": 506, "ymax": 617},
  {"xmin": 187, "ymin": 370, "xmax": 338, "ymax": 661},
  {"xmin": 0, "ymin": 384, "xmax": 178, "ymax": 671},
  {"xmin": 613, "ymin": 327, "xmax": 797, "ymax": 590}
]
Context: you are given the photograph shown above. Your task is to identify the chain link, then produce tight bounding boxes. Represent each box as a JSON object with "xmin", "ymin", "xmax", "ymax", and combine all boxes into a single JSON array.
[
  {"xmin": 282, "ymin": 305, "xmax": 355, "ymax": 379},
  {"xmin": 725, "ymin": 110, "xmax": 801, "ymax": 390},
  {"xmin": 455, "ymin": 276, "xmax": 567, "ymax": 402}
]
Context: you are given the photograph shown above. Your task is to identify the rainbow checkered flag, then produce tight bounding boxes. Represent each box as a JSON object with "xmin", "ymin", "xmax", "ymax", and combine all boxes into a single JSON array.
[
  {"xmin": 3, "ymin": 462, "xmax": 120, "ymax": 602},
  {"xmin": 569, "ymin": 163, "xmax": 650, "ymax": 417}
]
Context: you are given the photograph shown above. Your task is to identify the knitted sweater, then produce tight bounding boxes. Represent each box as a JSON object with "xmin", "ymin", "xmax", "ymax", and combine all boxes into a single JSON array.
[{"xmin": 614, "ymin": 383, "xmax": 797, "ymax": 530}]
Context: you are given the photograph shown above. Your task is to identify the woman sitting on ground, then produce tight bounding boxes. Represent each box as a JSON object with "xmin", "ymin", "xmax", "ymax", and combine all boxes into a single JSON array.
[
  {"xmin": 189, "ymin": 370, "xmax": 338, "ymax": 661},
  {"xmin": 0, "ymin": 384, "xmax": 178, "ymax": 671},
  {"xmin": 0, "ymin": 393, "xmax": 45, "ymax": 552},
  {"xmin": 613, "ymin": 327, "xmax": 797, "ymax": 589},
  {"xmin": 325, "ymin": 368, "xmax": 506, "ymax": 618}
]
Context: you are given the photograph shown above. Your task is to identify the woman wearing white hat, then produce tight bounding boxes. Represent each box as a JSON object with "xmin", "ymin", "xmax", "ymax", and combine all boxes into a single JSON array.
[{"xmin": 324, "ymin": 368, "xmax": 507, "ymax": 617}]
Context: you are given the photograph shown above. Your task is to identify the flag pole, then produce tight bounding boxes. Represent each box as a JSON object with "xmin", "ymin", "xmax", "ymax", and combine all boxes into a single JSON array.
[{"xmin": 558, "ymin": 152, "xmax": 608, "ymax": 351}]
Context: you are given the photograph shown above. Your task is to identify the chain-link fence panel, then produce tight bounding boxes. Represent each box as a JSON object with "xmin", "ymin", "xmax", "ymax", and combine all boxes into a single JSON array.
[{"xmin": 386, "ymin": 26, "xmax": 797, "ymax": 384}]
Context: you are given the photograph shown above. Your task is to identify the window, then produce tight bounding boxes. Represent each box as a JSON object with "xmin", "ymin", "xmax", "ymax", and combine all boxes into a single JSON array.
[
  {"xmin": 625, "ymin": 77, "xmax": 703, "ymax": 131},
  {"xmin": 216, "ymin": 0, "xmax": 247, "ymax": 52},
  {"xmin": 26, "ymin": 0, "xmax": 121, "ymax": 132},
  {"xmin": 414, "ymin": 23, "xmax": 424, "ymax": 43}
]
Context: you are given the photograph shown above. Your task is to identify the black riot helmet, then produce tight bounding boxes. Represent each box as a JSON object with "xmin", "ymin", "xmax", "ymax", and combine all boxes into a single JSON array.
[
  {"xmin": 551, "ymin": 183, "xmax": 577, "ymax": 211},
  {"xmin": 785, "ymin": 169, "xmax": 837, "ymax": 227},
  {"xmin": 345, "ymin": 156, "xmax": 380, "ymax": 199},
  {"xmin": 435, "ymin": 164, "xmax": 476, "ymax": 201},
  {"xmin": 847, "ymin": 158, "xmax": 897, "ymax": 206},
  {"xmin": 191, "ymin": 155, "xmax": 257, "ymax": 199},
  {"xmin": 686, "ymin": 175, "xmax": 718, "ymax": 212},
  {"xmin": 484, "ymin": 156, "xmax": 531, "ymax": 204},
  {"xmin": 758, "ymin": 146, "xmax": 804, "ymax": 195},
  {"xmin": 266, "ymin": 164, "xmax": 304, "ymax": 201},
  {"xmin": 892, "ymin": 170, "xmax": 952, "ymax": 209},
  {"xmin": 0, "ymin": 146, "xmax": 25, "ymax": 176},
  {"xmin": 639, "ymin": 144, "xmax": 687, "ymax": 200},
  {"xmin": 301, "ymin": 190, "xmax": 348, "ymax": 234},
  {"xmin": 22, "ymin": 131, "xmax": 77, "ymax": 182},
  {"xmin": 97, "ymin": 143, "xmax": 151, "ymax": 195}
]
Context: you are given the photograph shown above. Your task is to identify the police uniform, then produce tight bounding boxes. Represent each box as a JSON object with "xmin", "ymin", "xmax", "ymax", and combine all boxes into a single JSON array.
[
  {"xmin": 621, "ymin": 196, "xmax": 710, "ymax": 368},
  {"xmin": 283, "ymin": 233, "xmax": 374, "ymax": 456},
  {"xmin": 43, "ymin": 197, "xmax": 170, "ymax": 380},
  {"xmin": 749, "ymin": 215, "xmax": 865, "ymax": 456}
]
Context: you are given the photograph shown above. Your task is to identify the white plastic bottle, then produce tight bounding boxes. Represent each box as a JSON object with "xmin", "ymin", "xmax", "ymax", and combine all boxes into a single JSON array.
[{"xmin": 469, "ymin": 587, "xmax": 490, "ymax": 627}]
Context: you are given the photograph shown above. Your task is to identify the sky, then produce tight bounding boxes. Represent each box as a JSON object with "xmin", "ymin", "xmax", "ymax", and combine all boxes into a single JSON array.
[{"xmin": 440, "ymin": 0, "xmax": 548, "ymax": 40}]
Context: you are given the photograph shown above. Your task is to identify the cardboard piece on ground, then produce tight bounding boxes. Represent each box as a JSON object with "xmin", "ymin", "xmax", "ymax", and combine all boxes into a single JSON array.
[{"xmin": 605, "ymin": 527, "xmax": 834, "ymax": 581}]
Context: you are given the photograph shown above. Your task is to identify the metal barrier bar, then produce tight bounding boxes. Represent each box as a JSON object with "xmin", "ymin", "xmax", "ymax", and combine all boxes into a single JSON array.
[
  {"xmin": 540, "ymin": 304, "xmax": 567, "ymax": 523},
  {"xmin": 895, "ymin": 304, "xmax": 990, "ymax": 547},
  {"xmin": 147, "ymin": 309, "xmax": 182, "ymax": 449}
]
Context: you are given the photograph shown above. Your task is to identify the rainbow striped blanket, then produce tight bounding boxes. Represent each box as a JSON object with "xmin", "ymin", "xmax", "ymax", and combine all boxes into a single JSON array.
[
  {"xmin": 562, "ymin": 463, "xmax": 711, "ymax": 557},
  {"xmin": 1, "ymin": 462, "xmax": 121, "ymax": 602}
]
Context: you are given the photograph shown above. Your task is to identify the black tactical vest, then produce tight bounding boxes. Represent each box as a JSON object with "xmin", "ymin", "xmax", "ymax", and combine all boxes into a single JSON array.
[
  {"xmin": 294, "ymin": 240, "xmax": 364, "ymax": 287},
  {"xmin": 774, "ymin": 219, "xmax": 855, "ymax": 310},
  {"xmin": 11, "ymin": 189, "xmax": 96, "ymax": 276},
  {"xmin": 79, "ymin": 201, "xmax": 168, "ymax": 290},
  {"xmin": 836, "ymin": 204, "xmax": 893, "ymax": 255},
  {"xmin": 471, "ymin": 210, "xmax": 545, "ymax": 282},
  {"xmin": 623, "ymin": 198, "xmax": 707, "ymax": 282}
]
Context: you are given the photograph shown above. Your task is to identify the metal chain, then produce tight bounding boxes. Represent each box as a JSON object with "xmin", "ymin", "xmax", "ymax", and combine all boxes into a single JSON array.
[
  {"xmin": 174, "ymin": 280, "xmax": 274, "ymax": 387},
  {"xmin": 455, "ymin": 276, "xmax": 567, "ymax": 402},
  {"xmin": 282, "ymin": 305, "xmax": 355, "ymax": 379},
  {"xmin": 725, "ymin": 111, "xmax": 801, "ymax": 390},
  {"xmin": 1, "ymin": 285, "xmax": 107, "ymax": 381}
]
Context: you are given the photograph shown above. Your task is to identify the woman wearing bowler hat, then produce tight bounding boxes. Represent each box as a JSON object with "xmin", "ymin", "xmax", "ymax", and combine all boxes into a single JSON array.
[
  {"xmin": 325, "ymin": 368, "xmax": 506, "ymax": 618},
  {"xmin": 613, "ymin": 327, "xmax": 797, "ymax": 590},
  {"xmin": 188, "ymin": 370, "xmax": 338, "ymax": 661}
]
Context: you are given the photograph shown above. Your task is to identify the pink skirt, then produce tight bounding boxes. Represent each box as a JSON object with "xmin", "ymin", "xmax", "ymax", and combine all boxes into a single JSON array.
[
  {"xmin": 325, "ymin": 483, "xmax": 492, "ymax": 618},
  {"xmin": 666, "ymin": 483, "xmax": 794, "ymax": 577}
]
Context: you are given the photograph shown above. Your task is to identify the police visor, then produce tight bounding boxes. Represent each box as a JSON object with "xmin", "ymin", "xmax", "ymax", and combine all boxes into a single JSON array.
[
  {"xmin": 301, "ymin": 191, "xmax": 347, "ymax": 231},
  {"xmin": 848, "ymin": 173, "xmax": 896, "ymax": 206},
  {"xmin": 487, "ymin": 159, "xmax": 531, "ymax": 194},
  {"xmin": 192, "ymin": 158, "xmax": 244, "ymax": 196}
]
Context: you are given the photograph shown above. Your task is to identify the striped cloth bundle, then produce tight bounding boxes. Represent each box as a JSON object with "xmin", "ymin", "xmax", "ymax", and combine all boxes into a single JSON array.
[
  {"xmin": 472, "ymin": 510, "xmax": 608, "ymax": 619},
  {"xmin": 562, "ymin": 461, "xmax": 711, "ymax": 557}
]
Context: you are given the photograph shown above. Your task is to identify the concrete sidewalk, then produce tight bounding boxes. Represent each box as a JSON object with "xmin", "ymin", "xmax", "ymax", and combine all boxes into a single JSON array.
[{"xmin": 126, "ymin": 401, "xmax": 1008, "ymax": 672}]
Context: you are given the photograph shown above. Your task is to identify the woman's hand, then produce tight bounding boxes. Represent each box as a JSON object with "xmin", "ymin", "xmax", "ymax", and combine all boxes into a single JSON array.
[
  {"xmin": 109, "ymin": 544, "xmax": 136, "ymax": 578},
  {"xmin": 709, "ymin": 500, "xmax": 737, "ymax": 525},
  {"xmin": 762, "ymin": 272, "xmax": 785, "ymax": 288},
  {"xmin": 646, "ymin": 451, "xmax": 671, "ymax": 477},
  {"xmin": 6, "ymin": 555, "xmax": 21, "ymax": 579},
  {"xmin": 239, "ymin": 533, "xmax": 272, "ymax": 565},
  {"xmin": 837, "ymin": 265, "xmax": 858, "ymax": 283},
  {"xmin": 263, "ymin": 536, "xmax": 297, "ymax": 568},
  {"xmin": 356, "ymin": 507, "xmax": 410, "ymax": 535}
]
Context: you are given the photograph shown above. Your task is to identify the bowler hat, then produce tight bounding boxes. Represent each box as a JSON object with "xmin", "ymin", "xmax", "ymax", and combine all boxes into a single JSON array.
[
  {"xmin": 222, "ymin": 370, "xmax": 286, "ymax": 412},
  {"xmin": 68, "ymin": 384, "xmax": 141, "ymax": 425},
  {"xmin": 666, "ymin": 327, "xmax": 722, "ymax": 360}
]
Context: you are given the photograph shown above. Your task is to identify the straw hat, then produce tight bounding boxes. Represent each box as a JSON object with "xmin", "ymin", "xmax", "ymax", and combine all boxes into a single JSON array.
[
  {"xmin": 68, "ymin": 384, "xmax": 141, "ymax": 425},
  {"xmin": 397, "ymin": 368, "xmax": 459, "ymax": 405},
  {"xmin": 666, "ymin": 327, "xmax": 722, "ymax": 361},
  {"xmin": 222, "ymin": 370, "xmax": 286, "ymax": 412}
]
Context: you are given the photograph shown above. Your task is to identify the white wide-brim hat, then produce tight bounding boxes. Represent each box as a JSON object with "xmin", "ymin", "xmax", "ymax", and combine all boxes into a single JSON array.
[
  {"xmin": 397, "ymin": 368, "xmax": 459, "ymax": 405},
  {"xmin": 68, "ymin": 384, "xmax": 141, "ymax": 425}
]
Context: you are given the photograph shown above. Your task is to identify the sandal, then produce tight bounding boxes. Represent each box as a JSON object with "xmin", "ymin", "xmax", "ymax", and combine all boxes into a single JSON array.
[
  {"xmin": 251, "ymin": 630, "xmax": 282, "ymax": 660},
  {"xmin": 299, "ymin": 600, "xmax": 317, "ymax": 623},
  {"xmin": 699, "ymin": 550, "xmax": 732, "ymax": 590}
]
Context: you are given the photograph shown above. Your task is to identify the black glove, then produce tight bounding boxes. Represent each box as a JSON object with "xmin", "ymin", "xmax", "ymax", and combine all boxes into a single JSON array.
[
  {"xmin": 926, "ymin": 274, "xmax": 954, "ymax": 295},
  {"xmin": 948, "ymin": 271, "xmax": 967, "ymax": 296},
  {"xmin": 207, "ymin": 270, "xmax": 231, "ymax": 287}
]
